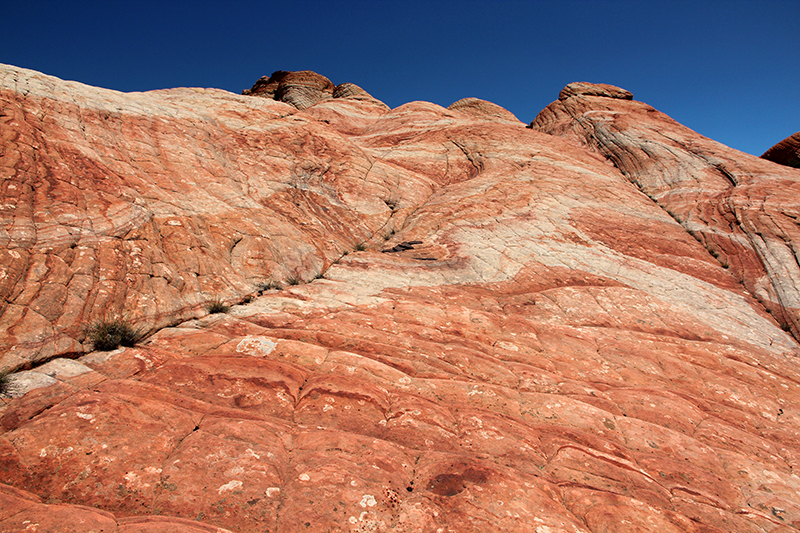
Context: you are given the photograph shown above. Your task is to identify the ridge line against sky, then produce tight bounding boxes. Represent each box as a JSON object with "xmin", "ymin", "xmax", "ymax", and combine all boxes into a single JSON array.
[{"xmin": 2, "ymin": 0, "xmax": 798, "ymax": 156}]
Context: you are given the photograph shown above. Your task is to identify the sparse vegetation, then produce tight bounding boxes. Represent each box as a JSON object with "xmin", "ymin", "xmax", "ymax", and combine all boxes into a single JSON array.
[
  {"xmin": 87, "ymin": 320, "xmax": 142, "ymax": 351},
  {"xmin": 257, "ymin": 280, "xmax": 281, "ymax": 292},
  {"xmin": 354, "ymin": 242, "xmax": 367, "ymax": 252},
  {"xmin": 286, "ymin": 275, "xmax": 302, "ymax": 286},
  {"xmin": 206, "ymin": 297, "xmax": 231, "ymax": 314}
]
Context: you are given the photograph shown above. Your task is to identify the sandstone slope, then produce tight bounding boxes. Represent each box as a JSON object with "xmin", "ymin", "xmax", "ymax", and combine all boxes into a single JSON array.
[
  {"xmin": 531, "ymin": 82, "xmax": 800, "ymax": 338},
  {"xmin": 2, "ymin": 67, "xmax": 800, "ymax": 532}
]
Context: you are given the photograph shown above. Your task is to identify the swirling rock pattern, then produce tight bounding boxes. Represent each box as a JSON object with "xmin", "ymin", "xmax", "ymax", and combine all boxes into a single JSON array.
[
  {"xmin": 2, "ymin": 68, "xmax": 800, "ymax": 532},
  {"xmin": 243, "ymin": 70, "xmax": 385, "ymax": 111},
  {"xmin": 531, "ymin": 82, "xmax": 800, "ymax": 338}
]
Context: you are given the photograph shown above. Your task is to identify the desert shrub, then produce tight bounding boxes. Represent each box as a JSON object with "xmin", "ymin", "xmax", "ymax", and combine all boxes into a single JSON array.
[
  {"xmin": 206, "ymin": 297, "xmax": 230, "ymax": 314},
  {"xmin": 286, "ymin": 275, "xmax": 301, "ymax": 286},
  {"xmin": 354, "ymin": 242, "xmax": 367, "ymax": 251},
  {"xmin": 87, "ymin": 320, "xmax": 142, "ymax": 351},
  {"xmin": 257, "ymin": 280, "xmax": 281, "ymax": 292}
]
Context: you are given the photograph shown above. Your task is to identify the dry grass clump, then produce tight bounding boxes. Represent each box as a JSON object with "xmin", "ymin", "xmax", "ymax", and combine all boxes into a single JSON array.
[
  {"xmin": 206, "ymin": 297, "xmax": 231, "ymax": 314},
  {"xmin": 87, "ymin": 320, "xmax": 142, "ymax": 351}
]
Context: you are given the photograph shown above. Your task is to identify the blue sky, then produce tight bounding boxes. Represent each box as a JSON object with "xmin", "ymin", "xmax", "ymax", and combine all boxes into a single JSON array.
[{"xmin": 2, "ymin": 0, "xmax": 798, "ymax": 156}]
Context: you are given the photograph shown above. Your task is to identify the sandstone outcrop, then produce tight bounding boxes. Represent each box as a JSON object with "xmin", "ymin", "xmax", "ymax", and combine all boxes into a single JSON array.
[
  {"xmin": 447, "ymin": 97, "xmax": 522, "ymax": 124},
  {"xmin": 242, "ymin": 70, "xmax": 386, "ymax": 111},
  {"xmin": 762, "ymin": 131, "xmax": 800, "ymax": 169},
  {"xmin": 2, "ymin": 67, "xmax": 800, "ymax": 532},
  {"xmin": 531, "ymin": 83, "xmax": 800, "ymax": 338}
]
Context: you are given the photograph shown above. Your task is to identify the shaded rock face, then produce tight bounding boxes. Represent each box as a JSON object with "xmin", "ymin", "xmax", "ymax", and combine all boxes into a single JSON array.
[
  {"xmin": 1, "ymin": 67, "xmax": 800, "ymax": 532},
  {"xmin": 762, "ymin": 131, "xmax": 800, "ymax": 168},
  {"xmin": 243, "ymin": 70, "xmax": 386, "ymax": 110}
]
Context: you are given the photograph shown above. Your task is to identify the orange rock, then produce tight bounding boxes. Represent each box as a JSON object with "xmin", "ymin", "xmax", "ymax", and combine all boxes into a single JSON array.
[{"xmin": 1, "ymin": 68, "xmax": 800, "ymax": 532}]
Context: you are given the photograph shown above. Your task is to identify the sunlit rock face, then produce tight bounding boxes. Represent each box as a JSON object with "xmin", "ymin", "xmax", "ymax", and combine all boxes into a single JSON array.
[
  {"xmin": 531, "ymin": 82, "xmax": 800, "ymax": 339},
  {"xmin": 2, "ymin": 67, "xmax": 800, "ymax": 533}
]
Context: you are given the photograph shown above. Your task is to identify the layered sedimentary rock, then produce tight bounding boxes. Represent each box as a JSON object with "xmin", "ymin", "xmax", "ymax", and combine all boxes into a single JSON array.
[
  {"xmin": 0, "ymin": 66, "xmax": 397, "ymax": 371},
  {"xmin": 2, "ymin": 67, "xmax": 800, "ymax": 532},
  {"xmin": 762, "ymin": 131, "xmax": 800, "ymax": 169},
  {"xmin": 531, "ymin": 82, "xmax": 800, "ymax": 338},
  {"xmin": 242, "ymin": 70, "xmax": 386, "ymax": 111}
]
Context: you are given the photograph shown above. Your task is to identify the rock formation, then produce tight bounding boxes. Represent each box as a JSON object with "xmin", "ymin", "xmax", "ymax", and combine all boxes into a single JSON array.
[
  {"xmin": 531, "ymin": 82, "xmax": 800, "ymax": 338},
  {"xmin": 762, "ymin": 131, "xmax": 800, "ymax": 169},
  {"xmin": 242, "ymin": 70, "xmax": 386, "ymax": 111},
  {"xmin": 2, "ymin": 66, "xmax": 800, "ymax": 532}
]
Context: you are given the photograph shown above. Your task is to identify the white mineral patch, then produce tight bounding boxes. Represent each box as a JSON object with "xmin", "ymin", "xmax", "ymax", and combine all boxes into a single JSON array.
[
  {"xmin": 217, "ymin": 480, "xmax": 243, "ymax": 494},
  {"xmin": 360, "ymin": 494, "xmax": 377, "ymax": 508},
  {"xmin": 236, "ymin": 336, "xmax": 277, "ymax": 356}
]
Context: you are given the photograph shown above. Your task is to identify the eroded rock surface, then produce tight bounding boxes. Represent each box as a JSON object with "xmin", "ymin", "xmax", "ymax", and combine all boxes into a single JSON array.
[
  {"xmin": 531, "ymin": 82, "xmax": 800, "ymax": 338},
  {"xmin": 2, "ymin": 68, "xmax": 800, "ymax": 532},
  {"xmin": 242, "ymin": 70, "xmax": 386, "ymax": 111}
]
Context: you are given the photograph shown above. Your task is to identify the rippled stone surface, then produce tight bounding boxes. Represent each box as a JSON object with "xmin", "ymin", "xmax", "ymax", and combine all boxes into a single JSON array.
[{"xmin": 2, "ymin": 68, "xmax": 800, "ymax": 532}]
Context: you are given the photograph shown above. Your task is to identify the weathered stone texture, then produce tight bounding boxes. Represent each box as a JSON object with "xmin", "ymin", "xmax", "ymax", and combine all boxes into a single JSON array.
[
  {"xmin": 2, "ymin": 68, "xmax": 800, "ymax": 532},
  {"xmin": 531, "ymin": 82, "xmax": 800, "ymax": 338}
]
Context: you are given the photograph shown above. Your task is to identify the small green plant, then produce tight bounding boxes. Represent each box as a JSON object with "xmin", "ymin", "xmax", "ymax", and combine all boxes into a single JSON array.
[
  {"xmin": 354, "ymin": 242, "xmax": 367, "ymax": 252},
  {"xmin": 286, "ymin": 275, "xmax": 302, "ymax": 286},
  {"xmin": 87, "ymin": 320, "xmax": 142, "ymax": 351},
  {"xmin": 206, "ymin": 297, "xmax": 230, "ymax": 314}
]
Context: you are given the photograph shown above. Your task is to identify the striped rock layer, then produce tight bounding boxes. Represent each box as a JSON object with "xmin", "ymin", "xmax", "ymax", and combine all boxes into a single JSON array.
[{"xmin": 2, "ymin": 67, "xmax": 800, "ymax": 532}]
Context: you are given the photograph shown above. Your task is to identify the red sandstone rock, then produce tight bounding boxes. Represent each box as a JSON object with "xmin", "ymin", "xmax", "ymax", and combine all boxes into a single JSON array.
[
  {"xmin": 531, "ymin": 81, "xmax": 800, "ymax": 338},
  {"xmin": 0, "ymin": 483, "xmax": 232, "ymax": 532},
  {"xmin": 762, "ymin": 131, "xmax": 800, "ymax": 169},
  {"xmin": 2, "ymin": 68, "xmax": 800, "ymax": 532},
  {"xmin": 243, "ymin": 70, "xmax": 385, "ymax": 112}
]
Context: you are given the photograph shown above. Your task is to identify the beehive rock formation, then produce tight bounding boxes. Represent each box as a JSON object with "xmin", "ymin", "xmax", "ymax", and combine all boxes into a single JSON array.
[
  {"xmin": 2, "ymin": 66, "xmax": 800, "ymax": 532},
  {"xmin": 242, "ymin": 70, "xmax": 386, "ymax": 111}
]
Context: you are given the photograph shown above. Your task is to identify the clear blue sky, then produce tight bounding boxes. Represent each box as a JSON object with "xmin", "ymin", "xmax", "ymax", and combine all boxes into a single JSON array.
[{"xmin": 2, "ymin": 0, "xmax": 798, "ymax": 156}]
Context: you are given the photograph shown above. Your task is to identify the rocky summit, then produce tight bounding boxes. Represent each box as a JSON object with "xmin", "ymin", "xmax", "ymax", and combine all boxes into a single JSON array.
[{"xmin": 1, "ymin": 65, "xmax": 800, "ymax": 532}]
